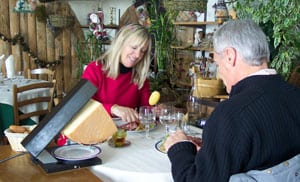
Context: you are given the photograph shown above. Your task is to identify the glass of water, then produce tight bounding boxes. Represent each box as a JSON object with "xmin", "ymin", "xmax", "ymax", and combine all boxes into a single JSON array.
[
  {"xmin": 159, "ymin": 106, "xmax": 174, "ymax": 136},
  {"xmin": 138, "ymin": 106, "xmax": 156, "ymax": 139}
]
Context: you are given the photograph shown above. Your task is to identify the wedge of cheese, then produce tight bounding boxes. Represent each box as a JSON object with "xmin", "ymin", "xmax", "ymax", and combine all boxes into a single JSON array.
[{"xmin": 62, "ymin": 99, "xmax": 117, "ymax": 144}]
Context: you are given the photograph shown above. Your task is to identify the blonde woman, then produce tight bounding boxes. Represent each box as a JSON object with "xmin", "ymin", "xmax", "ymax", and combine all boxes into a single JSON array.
[{"xmin": 82, "ymin": 24, "xmax": 152, "ymax": 124}]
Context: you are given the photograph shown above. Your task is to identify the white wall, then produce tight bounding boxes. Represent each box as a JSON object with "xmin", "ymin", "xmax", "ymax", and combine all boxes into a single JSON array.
[
  {"xmin": 68, "ymin": 0, "xmax": 219, "ymax": 39},
  {"xmin": 68, "ymin": 0, "xmax": 132, "ymax": 39},
  {"xmin": 68, "ymin": 0, "xmax": 132, "ymax": 26},
  {"xmin": 69, "ymin": 0, "xmax": 217, "ymax": 26}
]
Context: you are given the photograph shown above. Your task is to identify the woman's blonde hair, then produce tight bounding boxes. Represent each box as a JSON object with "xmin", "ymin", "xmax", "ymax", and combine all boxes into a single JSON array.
[{"xmin": 98, "ymin": 24, "xmax": 152, "ymax": 89}]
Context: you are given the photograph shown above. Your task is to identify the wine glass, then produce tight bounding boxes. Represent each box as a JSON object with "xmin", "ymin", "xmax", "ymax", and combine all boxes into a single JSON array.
[
  {"xmin": 185, "ymin": 98, "xmax": 201, "ymax": 134},
  {"xmin": 171, "ymin": 111, "xmax": 184, "ymax": 131},
  {"xmin": 138, "ymin": 106, "xmax": 156, "ymax": 139},
  {"xmin": 159, "ymin": 106, "xmax": 174, "ymax": 136},
  {"xmin": 15, "ymin": 71, "xmax": 24, "ymax": 82}
]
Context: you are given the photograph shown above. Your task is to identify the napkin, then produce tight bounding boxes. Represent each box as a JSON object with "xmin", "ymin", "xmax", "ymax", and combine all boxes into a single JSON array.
[
  {"xmin": 0, "ymin": 54, "xmax": 4, "ymax": 74},
  {"xmin": 5, "ymin": 55, "xmax": 15, "ymax": 78}
]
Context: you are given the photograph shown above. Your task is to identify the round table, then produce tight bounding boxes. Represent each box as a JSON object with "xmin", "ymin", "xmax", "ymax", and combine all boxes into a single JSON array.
[{"xmin": 90, "ymin": 124, "xmax": 202, "ymax": 182}]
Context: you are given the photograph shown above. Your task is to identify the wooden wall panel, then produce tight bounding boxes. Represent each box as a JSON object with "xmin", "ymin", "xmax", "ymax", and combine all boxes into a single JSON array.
[
  {"xmin": 0, "ymin": 0, "xmax": 85, "ymax": 102},
  {"xmin": 0, "ymin": 0, "xmax": 10, "ymax": 73},
  {"xmin": 62, "ymin": 29, "xmax": 72, "ymax": 93},
  {"xmin": 27, "ymin": 14, "xmax": 37, "ymax": 73},
  {"xmin": 20, "ymin": 13, "xmax": 29, "ymax": 72},
  {"xmin": 9, "ymin": 0, "xmax": 21, "ymax": 75}
]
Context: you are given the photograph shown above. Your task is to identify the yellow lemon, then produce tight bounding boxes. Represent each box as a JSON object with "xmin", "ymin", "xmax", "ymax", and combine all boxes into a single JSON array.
[{"xmin": 149, "ymin": 91, "xmax": 160, "ymax": 106}]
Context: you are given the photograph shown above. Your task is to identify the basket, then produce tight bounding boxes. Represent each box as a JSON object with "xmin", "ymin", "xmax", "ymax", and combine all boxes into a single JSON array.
[
  {"xmin": 49, "ymin": 14, "xmax": 74, "ymax": 28},
  {"xmin": 163, "ymin": 0, "xmax": 208, "ymax": 12},
  {"xmin": 4, "ymin": 125, "xmax": 36, "ymax": 152},
  {"xmin": 194, "ymin": 78, "xmax": 226, "ymax": 98}
]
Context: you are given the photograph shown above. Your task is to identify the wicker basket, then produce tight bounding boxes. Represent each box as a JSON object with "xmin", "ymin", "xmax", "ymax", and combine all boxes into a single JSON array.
[
  {"xmin": 4, "ymin": 125, "xmax": 36, "ymax": 152},
  {"xmin": 163, "ymin": 0, "xmax": 208, "ymax": 12},
  {"xmin": 193, "ymin": 78, "xmax": 226, "ymax": 98},
  {"xmin": 49, "ymin": 14, "xmax": 74, "ymax": 28}
]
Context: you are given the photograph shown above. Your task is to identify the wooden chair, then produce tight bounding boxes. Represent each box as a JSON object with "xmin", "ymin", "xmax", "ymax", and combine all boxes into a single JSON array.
[
  {"xmin": 13, "ymin": 80, "xmax": 56, "ymax": 126},
  {"xmin": 27, "ymin": 68, "xmax": 56, "ymax": 81},
  {"xmin": 27, "ymin": 68, "xmax": 60, "ymax": 105}
]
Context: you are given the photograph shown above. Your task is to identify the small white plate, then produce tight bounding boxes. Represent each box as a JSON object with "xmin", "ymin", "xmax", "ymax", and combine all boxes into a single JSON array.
[{"xmin": 53, "ymin": 144, "xmax": 101, "ymax": 161}]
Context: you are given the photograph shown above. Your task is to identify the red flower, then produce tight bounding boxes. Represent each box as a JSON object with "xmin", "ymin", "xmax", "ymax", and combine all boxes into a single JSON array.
[{"xmin": 56, "ymin": 133, "xmax": 68, "ymax": 146}]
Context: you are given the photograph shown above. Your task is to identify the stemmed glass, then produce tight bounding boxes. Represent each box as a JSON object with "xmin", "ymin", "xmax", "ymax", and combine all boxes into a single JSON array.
[
  {"xmin": 185, "ymin": 99, "xmax": 201, "ymax": 134},
  {"xmin": 138, "ymin": 106, "xmax": 156, "ymax": 139},
  {"xmin": 171, "ymin": 111, "xmax": 184, "ymax": 131},
  {"xmin": 15, "ymin": 71, "xmax": 24, "ymax": 82},
  {"xmin": 159, "ymin": 106, "xmax": 174, "ymax": 136}
]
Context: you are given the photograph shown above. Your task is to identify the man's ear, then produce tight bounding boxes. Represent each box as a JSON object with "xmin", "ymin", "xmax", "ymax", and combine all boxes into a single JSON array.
[{"xmin": 224, "ymin": 47, "xmax": 237, "ymax": 66}]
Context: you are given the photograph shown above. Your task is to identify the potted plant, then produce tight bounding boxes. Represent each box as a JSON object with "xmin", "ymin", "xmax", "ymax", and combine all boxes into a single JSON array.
[
  {"xmin": 233, "ymin": 0, "xmax": 300, "ymax": 79},
  {"xmin": 146, "ymin": 0, "xmax": 176, "ymax": 72},
  {"xmin": 76, "ymin": 33, "xmax": 103, "ymax": 77}
]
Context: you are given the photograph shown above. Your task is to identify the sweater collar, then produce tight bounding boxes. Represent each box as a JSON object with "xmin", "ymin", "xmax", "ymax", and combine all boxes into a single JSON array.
[
  {"xmin": 119, "ymin": 63, "xmax": 132, "ymax": 74},
  {"xmin": 230, "ymin": 74, "xmax": 282, "ymax": 97}
]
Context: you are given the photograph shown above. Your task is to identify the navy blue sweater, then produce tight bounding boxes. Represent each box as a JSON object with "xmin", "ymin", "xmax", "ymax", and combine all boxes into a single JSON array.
[{"xmin": 167, "ymin": 75, "xmax": 300, "ymax": 182}]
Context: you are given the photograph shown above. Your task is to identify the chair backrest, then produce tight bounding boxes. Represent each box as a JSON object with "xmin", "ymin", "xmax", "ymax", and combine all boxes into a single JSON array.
[
  {"xmin": 13, "ymin": 80, "xmax": 56, "ymax": 125},
  {"xmin": 229, "ymin": 154, "xmax": 300, "ymax": 182},
  {"xmin": 27, "ymin": 68, "xmax": 56, "ymax": 81}
]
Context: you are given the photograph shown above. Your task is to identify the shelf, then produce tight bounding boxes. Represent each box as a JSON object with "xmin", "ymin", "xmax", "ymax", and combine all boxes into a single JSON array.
[
  {"xmin": 173, "ymin": 21, "xmax": 220, "ymax": 26},
  {"xmin": 81, "ymin": 24, "xmax": 119, "ymax": 29},
  {"xmin": 171, "ymin": 45, "xmax": 214, "ymax": 52},
  {"xmin": 13, "ymin": 9, "xmax": 34, "ymax": 13},
  {"xmin": 80, "ymin": 40, "xmax": 111, "ymax": 45}
]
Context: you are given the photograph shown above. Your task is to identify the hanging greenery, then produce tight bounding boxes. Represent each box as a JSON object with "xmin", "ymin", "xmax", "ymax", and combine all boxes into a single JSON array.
[
  {"xmin": 233, "ymin": 0, "xmax": 300, "ymax": 79},
  {"xmin": 0, "ymin": 32, "xmax": 62, "ymax": 68}
]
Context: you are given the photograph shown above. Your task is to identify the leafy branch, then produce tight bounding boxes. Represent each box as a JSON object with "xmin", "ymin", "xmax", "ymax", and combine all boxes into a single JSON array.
[{"xmin": 234, "ymin": 0, "xmax": 300, "ymax": 79}]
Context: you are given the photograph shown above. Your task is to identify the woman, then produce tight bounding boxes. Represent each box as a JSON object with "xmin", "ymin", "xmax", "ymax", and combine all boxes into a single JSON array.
[{"xmin": 82, "ymin": 24, "xmax": 152, "ymax": 123}]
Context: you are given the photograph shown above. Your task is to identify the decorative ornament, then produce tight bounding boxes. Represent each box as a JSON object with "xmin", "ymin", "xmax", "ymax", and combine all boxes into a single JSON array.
[
  {"xmin": 88, "ymin": 9, "xmax": 109, "ymax": 41},
  {"xmin": 0, "ymin": 32, "xmax": 62, "ymax": 68},
  {"xmin": 213, "ymin": 0, "xmax": 229, "ymax": 24}
]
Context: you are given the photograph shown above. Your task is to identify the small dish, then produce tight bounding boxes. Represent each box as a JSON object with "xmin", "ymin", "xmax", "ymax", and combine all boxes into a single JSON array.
[
  {"xmin": 108, "ymin": 138, "xmax": 131, "ymax": 148},
  {"xmin": 128, "ymin": 122, "xmax": 158, "ymax": 133},
  {"xmin": 52, "ymin": 144, "xmax": 101, "ymax": 161},
  {"xmin": 155, "ymin": 140, "xmax": 167, "ymax": 154},
  {"xmin": 113, "ymin": 117, "xmax": 158, "ymax": 133}
]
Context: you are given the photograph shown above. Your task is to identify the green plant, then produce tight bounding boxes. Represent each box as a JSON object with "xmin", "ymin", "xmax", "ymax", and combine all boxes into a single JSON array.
[
  {"xmin": 233, "ymin": 0, "xmax": 300, "ymax": 79},
  {"xmin": 146, "ymin": 0, "xmax": 176, "ymax": 71},
  {"xmin": 34, "ymin": 5, "xmax": 47, "ymax": 22},
  {"xmin": 76, "ymin": 33, "xmax": 103, "ymax": 77}
]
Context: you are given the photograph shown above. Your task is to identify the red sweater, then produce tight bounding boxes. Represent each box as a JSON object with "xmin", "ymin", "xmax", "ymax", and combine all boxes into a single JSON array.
[{"xmin": 82, "ymin": 61, "xmax": 150, "ymax": 115}]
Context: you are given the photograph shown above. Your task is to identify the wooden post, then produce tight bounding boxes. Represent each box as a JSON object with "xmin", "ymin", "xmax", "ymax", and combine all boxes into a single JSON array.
[
  {"xmin": 0, "ymin": 0, "xmax": 10, "ymax": 74},
  {"xmin": 9, "ymin": 0, "xmax": 21, "ymax": 75},
  {"xmin": 20, "ymin": 13, "xmax": 29, "ymax": 72},
  {"xmin": 27, "ymin": 13, "xmax": 37, "ymax": 74}
]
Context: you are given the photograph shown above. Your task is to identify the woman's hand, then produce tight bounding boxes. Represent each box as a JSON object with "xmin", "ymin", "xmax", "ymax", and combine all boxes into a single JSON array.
[{"xmin": 111, "ymin": 104, "xmax": 138, "ymax": 123}]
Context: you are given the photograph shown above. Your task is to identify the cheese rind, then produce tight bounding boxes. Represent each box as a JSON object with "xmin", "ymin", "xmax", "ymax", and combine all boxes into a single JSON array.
[{"xmin": 62, "ymin": 100, "xmax": 117, "ymax": 144}]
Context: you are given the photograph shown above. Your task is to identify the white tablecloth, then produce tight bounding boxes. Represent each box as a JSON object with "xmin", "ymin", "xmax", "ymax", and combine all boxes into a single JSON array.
[
  {"xmin": 90, "ymin": 124, "xmax": 202, "ymax": 182},
  {"xmin": 0, "ymin": 78, "xmax": 49, "ymax": 122}
]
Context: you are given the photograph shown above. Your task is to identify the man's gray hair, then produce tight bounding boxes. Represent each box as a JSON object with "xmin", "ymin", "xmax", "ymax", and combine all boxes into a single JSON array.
[{"xmin": 213, "ymin": 19, "xmax": 270, "ymax": 66}]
